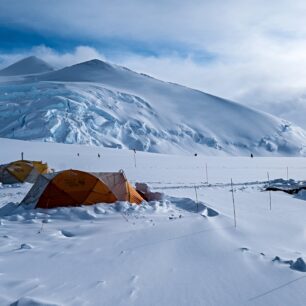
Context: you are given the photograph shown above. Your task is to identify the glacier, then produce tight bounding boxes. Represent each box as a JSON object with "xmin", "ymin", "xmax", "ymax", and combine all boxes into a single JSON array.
[{"xmin": 0, "ymin": 58, "xmax": 305, "ymax": 155}]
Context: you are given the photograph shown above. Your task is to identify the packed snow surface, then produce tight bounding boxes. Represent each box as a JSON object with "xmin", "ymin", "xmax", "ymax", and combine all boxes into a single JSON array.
[
  {"xmin": 0, "ymin": 58, "xmax": 306, "ymax": 155},
  {"xmin": 1, "ymin": 138, "xmax": 306, "ymax": 306}
]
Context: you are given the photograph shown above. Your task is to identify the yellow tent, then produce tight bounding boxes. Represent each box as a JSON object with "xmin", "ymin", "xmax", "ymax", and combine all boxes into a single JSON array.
[
  {"xmin": 21, "ymin": 169, "xmax": 143, "ymax": 209},
  {"xmin": 0, "ymin": 160, "xmax": 50, "ymax": 184}
]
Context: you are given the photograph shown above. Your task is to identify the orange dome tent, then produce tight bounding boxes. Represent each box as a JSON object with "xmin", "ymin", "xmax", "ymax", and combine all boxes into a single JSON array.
[
  {"xmin": 0, "ymin": 160, "xmax": 50, "ymax": 184},
  {"xmin": 21, "ymin": 169, "xmax": 143, "ymax": 209}
]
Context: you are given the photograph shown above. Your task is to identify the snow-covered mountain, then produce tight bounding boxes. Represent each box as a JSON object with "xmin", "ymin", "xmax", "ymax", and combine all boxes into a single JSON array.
[
  {"xmin": 0, "ymin": 57, "xmax": 306, "ymax": 155},
  {"xmin": 0, "ymin": 56, "xmax": 53, "ymax": 76}
]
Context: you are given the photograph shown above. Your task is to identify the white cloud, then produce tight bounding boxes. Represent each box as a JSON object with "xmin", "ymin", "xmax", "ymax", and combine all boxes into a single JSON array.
[
  {"xmin": 2, "ymin": 0, "xmax": 306, "ymax": 48},
  {"xmin": 32, "ymin": 45, "xmax": 105, "ymax": 68},
  {"xmin": 1, "ymin": 1, "xmax": 306, "ymax": 127},
  {"xmin": 0, "ymin": 45, "xmax": 105, "ymax": 69}
]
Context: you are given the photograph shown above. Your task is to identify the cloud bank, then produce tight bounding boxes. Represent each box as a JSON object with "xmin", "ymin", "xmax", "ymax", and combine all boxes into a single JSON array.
[{"xmin": 1, "ymin": 1, "xmax": 306, "ymax": 128}]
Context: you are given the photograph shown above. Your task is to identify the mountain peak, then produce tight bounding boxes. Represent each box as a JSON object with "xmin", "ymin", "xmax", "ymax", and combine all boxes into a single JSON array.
[
  {"xmin": 0, "ymin": 56, "xmax": 53, "ymax": 76},
  {"xmin": 70, "ymin": 58, "xmax": 114, "ymax": 70},
  {"xmin": 0, "ymin": 54, "xmax": 306, "ymax": 155},
  {"xmin": 38, "ymin": 57, "xmax": 124, "ymax": 83},
  {"xmin": 24, "ymin": 55, "xmax": 39, "ymax": 61}
]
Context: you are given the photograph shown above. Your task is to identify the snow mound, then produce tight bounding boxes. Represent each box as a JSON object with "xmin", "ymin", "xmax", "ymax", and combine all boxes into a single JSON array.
[
  {"xmin": 0, "ymin": 196, "xmax": 218, "ymax": 222},
  {"xmin": 265, "ymin": 178, "xmax": 306, "ymax": 195},
  {"xmin": 10, "ymin": 296, "xmax": 60, "ymax": 306},
  {"xmin": 291, "ymin": 257, "xmax": 306, "ymax": 272},
  {"xmin": 296, "ymin": 189, "xmax": 306, "ymax": 200},
  {"xmin": 0, "ymin": 56, "xmax": 53, "ymax": 76},
  {"xmin": 0, "ymin": 142, "xmax": 305, "ymax": 306},
  {"xmin": 273, "ymin": 256, "xmax": 306, "ymax": 272}
]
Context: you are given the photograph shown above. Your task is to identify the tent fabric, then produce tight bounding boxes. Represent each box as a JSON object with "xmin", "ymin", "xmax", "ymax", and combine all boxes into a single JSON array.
[
  {"xmin": 36, "ymin": 170, "xmax": 117, "ymax": 209},
  {"xmin": 21, "ymin": 169, "xmax": 143, "ymax": 209},
  {"xmin": 0, "ymin": 160, "xmax": 50, "ymax": 184},
  {"xmin": 6, "ymin": 161, "xmax": 33, "ymax": 182},
  {"xmin": 95, "ymin": 172, "xmax": 143, "ymax": 204},
  {"xmin": 21, "ymin": 173, "xmax": 55, "ymax": 206},
  {"xmin": 0, "ymin": 166, "xmax": 20, "ymax": 184},
  {"xmin": 127, "ymin": 182, "xmax": 145, "ymax": 204}
]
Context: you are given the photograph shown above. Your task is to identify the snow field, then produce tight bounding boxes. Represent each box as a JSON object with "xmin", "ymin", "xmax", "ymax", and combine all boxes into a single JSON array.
[
  {"xmin": 1, "ymin": 57, "xmax": 306, "ymax": 156},
  {"xmin": 0, "ymin": 138, "xmax": 306, "ymax": 305}
]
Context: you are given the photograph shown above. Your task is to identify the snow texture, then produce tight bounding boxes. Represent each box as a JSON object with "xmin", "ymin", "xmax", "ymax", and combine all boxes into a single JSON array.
[
  {"xmin": 0, "ymin": 58, "xmax": 306, "ymax": 155},
  {"xmin": 0, "ymin": 138, "xmax": 306, "ymax": 305}
]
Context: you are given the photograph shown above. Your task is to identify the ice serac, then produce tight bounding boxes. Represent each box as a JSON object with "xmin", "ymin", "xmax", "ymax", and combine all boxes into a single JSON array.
[
  {"xmin": 0, "ymin": 56, "xmax": 53, "ymax": 76},
  {"xmin": 0, "ymin": 58, "xmax": 306, "ymax": 155}
]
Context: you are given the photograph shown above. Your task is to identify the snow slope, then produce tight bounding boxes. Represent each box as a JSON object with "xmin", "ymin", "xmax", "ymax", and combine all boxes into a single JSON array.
[
  {"xmin": 0, "ymin": 56, "xmax": 53, "ymax": 76},
  {"xmin": 0, "ymin": 58, "xmax": 305, "ymax": 155},
  {"xmin": 1, "ymin": 138, "xmax": 306, "ymax": 306}
]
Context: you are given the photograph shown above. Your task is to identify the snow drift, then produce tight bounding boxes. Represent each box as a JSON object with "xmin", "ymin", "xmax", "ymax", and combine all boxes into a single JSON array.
[
  {"xmin": 1, "ymin": 138, "xmax": 306, "ymax": 305},
  {"xmin": 0, "ymin": 57, "xmax": 306, "ymax": 155}
]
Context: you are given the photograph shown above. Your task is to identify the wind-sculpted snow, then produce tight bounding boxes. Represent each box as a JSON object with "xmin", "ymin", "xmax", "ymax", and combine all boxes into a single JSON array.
[
  {"xmin": 0, "ymin": 82, "xmax": 219, "ymax": 152},
  {"xmin": 1, "ymin": 138, "xmax": 306, "ymax": 305},
  {"xmin": 0, "ymin": 58, "xmax": 306, "ymax": 155}
]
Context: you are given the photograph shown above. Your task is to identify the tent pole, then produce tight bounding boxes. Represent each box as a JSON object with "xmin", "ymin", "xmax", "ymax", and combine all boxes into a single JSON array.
[
  {"xmin": 194, "ymin": 186, "xmax": 199, "ymax": 212},
  {"xmin": 267, "ymin": 172, "xmax": 272, "ymax": 210},
  {"xmin": 231, "ymin": 179, "xmax": 237, "ymax": 228}
]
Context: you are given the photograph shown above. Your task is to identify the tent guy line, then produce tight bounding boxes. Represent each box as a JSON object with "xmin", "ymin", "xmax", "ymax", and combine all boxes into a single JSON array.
[
  {"xmin": 152, "ymin": 180, "xmax": 267, "ymax": 190},
  {"xmin": 122, "ymin": 224, "xmax": 234, "ymax": 252},
  {"xmin": 247, "ymin": 275, "xmax": 306, "ymax": 303}
]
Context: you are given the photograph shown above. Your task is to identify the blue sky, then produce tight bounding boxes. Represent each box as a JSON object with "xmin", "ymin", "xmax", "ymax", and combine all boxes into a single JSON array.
[
  {"xmin": 0, "ymin": 5, "xmax": 217, "ymax": 63},
  {"xmin": 1, "ymin": 0, "xmax": 306, "ymax": 128}
]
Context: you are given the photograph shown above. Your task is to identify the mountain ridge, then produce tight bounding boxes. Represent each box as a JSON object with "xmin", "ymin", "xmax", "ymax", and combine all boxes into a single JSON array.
[
  {"xmin": 0, "ymin": 56, "xmax": 53, "ymax": 76},
  {"xmin": 0, "ymin": 56, "xmax": 305, "ymax": 156}
]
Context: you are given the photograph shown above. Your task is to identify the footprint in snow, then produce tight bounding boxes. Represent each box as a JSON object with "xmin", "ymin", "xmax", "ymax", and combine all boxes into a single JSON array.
[
  {"xmin": 168, "ymin": 214, "xmax": 183, "ymax": 220},
  {"xmin": 239, "ymin": 247, "xmax": 249, "ymax": 252},
  {"xmin": 239, "ymin": 248, "xmax": 266, "ymax": 258},
  {"xmin": 19, "ymin": 243, "xmax": 33, "ymax": 250},
  {"xmin": 96, "ymin": 280, "xmax": 107, "ymax": 286},
  {"xmin": 129, "ymin": 288, "xmax": 138, "ymax": 298},
  {"xmin": 131, "ymin": 275, "xmax": 138, "ymax": 283},
  {"xmin": 59, "ymin": 230, "xmax": 75, "ymax": 238}
]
